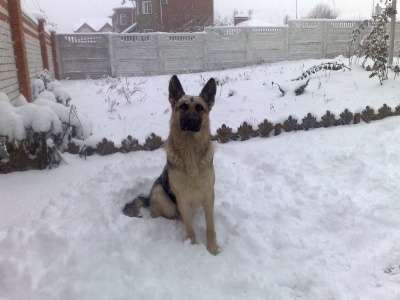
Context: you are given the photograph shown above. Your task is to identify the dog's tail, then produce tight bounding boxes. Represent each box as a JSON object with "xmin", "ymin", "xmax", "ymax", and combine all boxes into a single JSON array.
[{"xmin": 122, "ymin": 195, "xmax": 150, "ymax": 218}]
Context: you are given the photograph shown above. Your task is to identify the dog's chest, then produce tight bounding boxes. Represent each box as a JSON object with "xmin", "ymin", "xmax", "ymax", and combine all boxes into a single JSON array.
[{"xmin": 169, "ymin": 166, "xmax": 215, "ymax": 204}]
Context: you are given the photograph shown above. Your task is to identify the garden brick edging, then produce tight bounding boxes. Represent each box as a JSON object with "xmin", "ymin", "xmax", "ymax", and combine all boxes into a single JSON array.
[{"xmin": 68, "ymin": 103, "xmax": 400, "ymax": 158}]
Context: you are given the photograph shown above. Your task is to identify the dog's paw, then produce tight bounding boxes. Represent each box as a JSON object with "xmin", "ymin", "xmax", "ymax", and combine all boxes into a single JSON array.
[
  {"xmin": 122, "ymin": 201, "xmax": 142, "ymax": 218},
  {"xmin": 185, "ymin": 235, "xmax": 197, "ymax": 245},
  {"xmin": 207, "ymin": 243, "xmax": 221, "ymax": 256}
]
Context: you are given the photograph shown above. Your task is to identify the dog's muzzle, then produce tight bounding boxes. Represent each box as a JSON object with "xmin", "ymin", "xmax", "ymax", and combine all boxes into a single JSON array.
[{"xmin": 180, "ymin": 113, "xmax": 202, "ymax": 132}]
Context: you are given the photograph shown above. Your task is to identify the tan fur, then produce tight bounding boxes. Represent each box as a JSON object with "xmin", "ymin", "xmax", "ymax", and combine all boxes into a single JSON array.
[
  {"xmin": 149, "ymin": 184, "xmax": 178, "ymax": 219},
  {"xmin": 150, "ymin": 94, "xmax": 219, "ymax": 255}
]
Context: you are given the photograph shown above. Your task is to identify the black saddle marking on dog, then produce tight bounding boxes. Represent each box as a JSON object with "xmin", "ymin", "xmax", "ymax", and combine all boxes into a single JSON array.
[{"xmin": 155, "ymin": 167, "xmax": 177, "ymax": 204}]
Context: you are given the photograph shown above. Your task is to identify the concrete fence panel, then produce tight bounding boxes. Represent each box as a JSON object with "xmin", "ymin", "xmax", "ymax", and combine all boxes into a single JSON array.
[
  {"xmin": 246, "ymin": 27, "xmax": 288, "ymax": 64},
  {"xmin": 205, "ymin": 27, "xmax": 248, "ymax": 70},
  {"xmin": 288, "ymin": 20, "xmax": 324, "ymax": 60},
  {"xmin": 112, "ymin": 34, "xmax": 160, "ymax": 76},
  {"xmin": 159, "ymin": 33, "xmax": 206, "ymax": 74},
  {"xmin": 57, "ymin": 34, "xmax": 111, "ymax": 79},
  {"xmin": 325, "ymin": 20, "xmax": 362, "ymax": 58}
]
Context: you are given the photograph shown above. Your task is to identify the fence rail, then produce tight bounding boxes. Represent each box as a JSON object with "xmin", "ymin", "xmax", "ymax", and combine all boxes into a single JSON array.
[{"xmin": 55, "ymin": 20, "xmax": 400, "ymax": 79}]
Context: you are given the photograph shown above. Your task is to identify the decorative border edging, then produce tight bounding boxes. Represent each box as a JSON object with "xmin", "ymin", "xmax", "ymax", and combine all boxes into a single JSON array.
[{"xmin": 67, "ymin": 103, "xmax": 399, "ymax": 158}]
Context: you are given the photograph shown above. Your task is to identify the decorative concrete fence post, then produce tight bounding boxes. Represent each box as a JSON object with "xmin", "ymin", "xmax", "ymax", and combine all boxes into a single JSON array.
[
  {"xmin": 155, "ymin": 34, "xmax": 164, "ymax": 74},
  {"xmin": 8, "ymin": 0, "xmax": 32, "ymax": 101},
  {"xmin": 321, "ymin": 21, "xmax": 328, "ymax": 58},
  {"xmin": 245, "ymin": 28, "xmax": 251, "ymax": 65},
  {"xmin": 107, "ymin": 33, "xmax": 116, "ymax": 77}
]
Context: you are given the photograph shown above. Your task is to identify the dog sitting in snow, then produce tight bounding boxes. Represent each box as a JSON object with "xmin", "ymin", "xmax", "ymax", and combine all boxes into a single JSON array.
[{"xmin": 123, "ymin": 75, "xmax": 219, "ymax": 255}]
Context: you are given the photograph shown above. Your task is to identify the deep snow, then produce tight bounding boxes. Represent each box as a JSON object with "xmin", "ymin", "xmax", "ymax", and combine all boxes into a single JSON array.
[{"xmin": 1, "ymin": 117, "xmax": 400, "ymax": 299}]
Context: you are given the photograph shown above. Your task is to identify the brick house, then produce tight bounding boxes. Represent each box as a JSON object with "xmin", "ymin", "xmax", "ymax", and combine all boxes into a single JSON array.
[
  {"xmin": 135, "ymin": 0, "xmax": 214, "ymax": 32},
  {"xmin": 111, "ymin": 6, "xmax": 137, "ymax": 33}
]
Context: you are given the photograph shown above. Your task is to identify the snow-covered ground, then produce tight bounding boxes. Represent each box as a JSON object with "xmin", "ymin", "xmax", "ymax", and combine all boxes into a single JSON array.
[
  {"xmin": 63, "ymin": 57, "xmax": 400, "ymax": 145},
  {"xmin": 2, "ymin": 118, "xmax": 400, "ymax": 299},
  {"xmin": 2, "ymin": 59, "xmax": 400, "ymax": 299}
]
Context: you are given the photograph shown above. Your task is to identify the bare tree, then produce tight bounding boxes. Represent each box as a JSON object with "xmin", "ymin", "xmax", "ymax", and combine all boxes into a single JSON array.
[
  {"xmin": 307, "ymin": 3, "xmax": 338, "ymax": 19},
  {"xmin": 215, "ymin": 13, "xmax": 233, "ymax": 26}
]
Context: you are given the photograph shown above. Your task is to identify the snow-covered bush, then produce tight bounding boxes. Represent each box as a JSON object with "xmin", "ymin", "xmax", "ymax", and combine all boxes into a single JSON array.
[
  {"xmin": 34, "ymin": 98, "xmax": 91, "ymax": 140},
  {"xmin": 0, "ymin": 77, "xmax": 92, "ymax": 173},
  {"xmin": 32, "ymin": 79, "xmax": 45, "ymax": 99},
  {"xmin": 33, "ymin": 71, "xmax": 72, "ymax": 106},
  {"xmin": 38, "ymin": 90, "xmax": 57, "ymax": 102},
  {"xmin": 53, "ymin": 87, "xmax": 72, "ymax": 106},
  {"xmin": 47, "ymin": 80, "xmax": 62, "ymax": 92},
  {"xmin": 38, "ymin": 69, "xmax": 53, "ymax": 89}
]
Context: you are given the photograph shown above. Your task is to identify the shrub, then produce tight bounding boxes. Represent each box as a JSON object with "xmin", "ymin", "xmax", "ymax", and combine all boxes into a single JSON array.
[
  {"xmin": 283, "ymin": 116, "xmax": 299, "ymax": 132},
  {"xmin": 321, "ymin": 111, "xmax": 337, "ymax": 128},
  {"xmin": 237, "ymin": 122, "xmax": 256, "ymax": 141},
  {"xmin": 258, "ymin": 119, "xmax": 274, "ymax": 137},
  {"xmin": 339, "ymin": 109, "xmax": 354, "ymax": 125},
  {"xmin": 302, "ymin": 113, "xmax": 318, "ymax": 130},
  {"xmin": 217, "ymin": 124, "xmax": 234, "ymax": 143},
  {"xmin": 143, "ymin": 133, "xmax": 163, "ymax": 151}
]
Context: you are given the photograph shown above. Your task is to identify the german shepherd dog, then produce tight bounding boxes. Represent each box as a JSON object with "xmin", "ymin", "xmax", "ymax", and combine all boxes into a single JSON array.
[{"xmin": 123, "ymin": 75, "xmax": 219, "ymax": 255}]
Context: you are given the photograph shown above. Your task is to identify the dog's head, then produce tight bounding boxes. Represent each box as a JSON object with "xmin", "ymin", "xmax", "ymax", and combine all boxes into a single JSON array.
[{"xmin": 169, "ymin": 75, "xmax": 216, "ymax": 133}]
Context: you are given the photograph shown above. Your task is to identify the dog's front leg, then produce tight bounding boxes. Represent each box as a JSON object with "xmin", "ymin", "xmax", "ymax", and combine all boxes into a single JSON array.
[
  {"xmin": 204, "ymin": 192, "xmax": 219, "ymax": 255},
  {"xmin": 178, "ymin": 201, "xmax": 196, "ymax": 244}
]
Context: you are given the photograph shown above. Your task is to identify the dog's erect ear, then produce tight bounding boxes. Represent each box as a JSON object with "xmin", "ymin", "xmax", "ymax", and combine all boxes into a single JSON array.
[
  {"xmin": 169, "ymin": 75, "xmax": 185, "ymax": 106},
  {"xmin": 200, "ymin": 78, "xmax": 217, "ymax": 109}
]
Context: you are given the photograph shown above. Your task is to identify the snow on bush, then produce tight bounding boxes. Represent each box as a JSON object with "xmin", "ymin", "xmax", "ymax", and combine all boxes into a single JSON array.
[
  {"xmin": 15, "ymin": 103, "xmax": 62, "ymax": 135},
  {"xmin": 53, "ymin": 87, "xmax": 71, "ymax": 106},
  {"xmin": 34, "ymin": 98, "xmax": 92, "ymax": 139},
  {"xmin": 0, "ymin": 101, "xmax": 25, "ymax": 141},
  {"xmin": 34, "ymin": 71, "xmax": 72, "ymax": 106},
  {"xmin": 0, "ymin": 94, "xmax": 61, "ymax": 141},
  {"xmin": 0, "ymin": 91, "xmax": 91, "ymax": 143},
  {"xmin": 38, "ymin": 69, "xmax": 52, "ymax": 89},
  {"xmin": 47, "ymin": 80, "xmax": 62, "ymax": 92},
  {"xmin": 38, "ymin": 90, "xmax": 57, "ymax": 102},
  {"xmin": 10, "ymin": 95, "xmax": 29, "ymax": 107},
  {"xmin": 0, "ymin": 92, "xmax": 9, "ymax": 103},
  {"xmin": 32, "ymin": 79, "xmax": 45, "ymax": 99}
]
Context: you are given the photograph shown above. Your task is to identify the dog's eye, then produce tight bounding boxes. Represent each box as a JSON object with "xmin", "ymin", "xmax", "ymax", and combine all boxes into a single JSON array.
[
  {"xmin": 179, "ymin": 103, "xmax": 189, "ymax": 111},
  {"xmin": 195, "ymin": 104, "xmax": 204, "ymax": 112}
]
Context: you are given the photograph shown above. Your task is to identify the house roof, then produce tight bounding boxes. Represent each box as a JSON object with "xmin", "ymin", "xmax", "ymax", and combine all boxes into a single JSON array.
[
  {"xmin": 113, "ymin": 1, "xmax": 136, "ymax": 10},
  {"xmin": 236, "ymin": 19, "xmax": 278, "ymax": 27},
  {"xmin": 73, "ymin": 18, "xmax": 112, "ymax": 32},
  {"xmin": 122, "ymin": 23, "xmax": 138, "ymax": 33}
]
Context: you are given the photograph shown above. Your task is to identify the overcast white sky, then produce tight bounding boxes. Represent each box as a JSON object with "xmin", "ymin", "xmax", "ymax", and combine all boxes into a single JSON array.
[{"xmin": 21, "ymin": 0, "xmax": 374, "ymax": 32}]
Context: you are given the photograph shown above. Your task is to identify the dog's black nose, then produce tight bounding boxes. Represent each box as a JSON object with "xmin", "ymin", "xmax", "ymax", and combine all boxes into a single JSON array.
[{"xmin": 181, "ymin": 113, "xmax": 202, "ymax": 132}]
